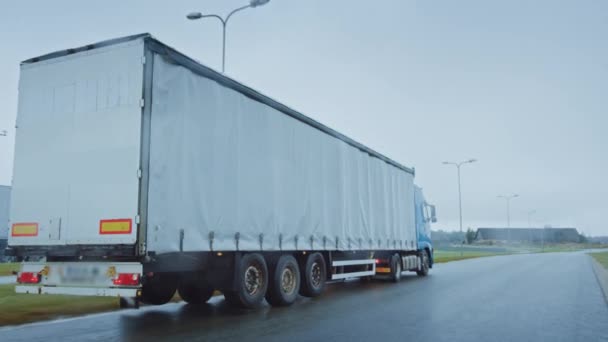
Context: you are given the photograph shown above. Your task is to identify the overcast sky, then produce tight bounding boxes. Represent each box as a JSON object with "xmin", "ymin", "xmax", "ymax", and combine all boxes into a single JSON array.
[{"xmin": 0, "ymin": 0, "xmax": 606, "ymax": 236}]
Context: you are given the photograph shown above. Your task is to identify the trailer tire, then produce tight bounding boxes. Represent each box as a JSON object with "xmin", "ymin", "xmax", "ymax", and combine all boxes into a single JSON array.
[
  {"xmin": 417, "ymin": 251, "xmax": 430, "ymax": 277},
  {"xmin": 390, "ymin": 254, "xmax": 402, "ymax": 283},
  {"xmin": 299, "ymin": 252, "xmax": 326, "ymax": 297},
  {"xmin": 141, "ymin": 273, "xmax": 178, "ymax": 305},
  {"xmin": 178, "ymin": 276, "xmax": 214, "ymax": 305},
  {"xmin": 266, "ymin": 255, "xmax": 300, "ymax": 306},
  {"xmin": 224, "ymin": 253, "xmax": 268, "ymax": 309}
]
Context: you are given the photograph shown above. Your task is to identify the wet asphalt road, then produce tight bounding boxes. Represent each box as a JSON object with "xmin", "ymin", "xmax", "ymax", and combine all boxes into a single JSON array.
[{"xmin": 1, "ymin": 252, "xmax": 607, "ymax": 342}]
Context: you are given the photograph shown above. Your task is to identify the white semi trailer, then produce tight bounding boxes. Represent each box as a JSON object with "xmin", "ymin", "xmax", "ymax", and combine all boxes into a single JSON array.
[{"xmin": 7, "ymin": 34, "xmax": 436, "ymax": 308}]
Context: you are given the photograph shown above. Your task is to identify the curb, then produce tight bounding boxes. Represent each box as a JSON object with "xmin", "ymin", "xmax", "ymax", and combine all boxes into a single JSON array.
[{"xmin": 590, "ymin": 256, "xmax": 608, "ymax": 305}]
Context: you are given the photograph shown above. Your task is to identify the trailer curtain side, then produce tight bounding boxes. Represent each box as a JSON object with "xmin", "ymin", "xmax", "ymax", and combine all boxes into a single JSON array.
[{"xmin": 146, "ymin": 54, "xmax": 416, "ymax": 253}]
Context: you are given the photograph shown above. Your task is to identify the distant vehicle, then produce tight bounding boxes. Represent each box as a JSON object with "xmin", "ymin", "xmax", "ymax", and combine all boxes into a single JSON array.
[{"xmin": 7, "ymin": 34, "xmax": 436, "ymax": 308}]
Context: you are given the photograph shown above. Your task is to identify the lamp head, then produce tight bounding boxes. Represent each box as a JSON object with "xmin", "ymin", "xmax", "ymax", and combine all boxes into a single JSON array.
[
  {"xmin": 187, "ymin": 12, "xmax": 203, "ymax": 20},
  {"xmin": 250, "ymin": 0, "xmax": 270, "ymax": 7}
]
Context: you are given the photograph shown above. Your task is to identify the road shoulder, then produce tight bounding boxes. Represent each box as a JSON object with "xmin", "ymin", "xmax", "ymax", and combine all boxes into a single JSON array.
[{"xmin": 590, "ymin": 256, "xmax": 608, "ymax": 304}]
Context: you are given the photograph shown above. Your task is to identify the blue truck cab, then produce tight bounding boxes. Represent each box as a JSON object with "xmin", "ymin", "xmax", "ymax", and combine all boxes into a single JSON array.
[{"xmin": 415, "ymin": 186, "xmax": 436, "ymax": 268}]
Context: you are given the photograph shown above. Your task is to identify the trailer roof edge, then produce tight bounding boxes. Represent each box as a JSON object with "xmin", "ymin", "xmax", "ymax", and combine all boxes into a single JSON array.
[
  {"xmin": 144, "ymin": 37, "xmax": 415, "ymax": 176},
  {"xmin": 21, "ymin": 33, "xmax": 151, "ymax": 65}
]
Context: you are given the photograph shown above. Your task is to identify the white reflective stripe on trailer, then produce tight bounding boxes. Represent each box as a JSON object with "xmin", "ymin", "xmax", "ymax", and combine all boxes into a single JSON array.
[
  {"xmin": 331, "ymin": 270, "xmax": 376, "ymax": 280},
  {"xmin": 15, "ymin": 285, "xmax": 139, "ymax": 297},
  {"xmin": 332, "ymin": 259, "xmax": 375, "ymax": 267},
  {"xmin": 331, "ymin": 259, "xmax": 376, "ymax": 280}
]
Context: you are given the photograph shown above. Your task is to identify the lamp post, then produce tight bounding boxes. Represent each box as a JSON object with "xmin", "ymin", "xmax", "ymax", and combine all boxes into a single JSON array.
[
  {"xmin": 526, "ymin": 209, "xmax": 536, "ymax": 246},
  {"xmin": 498, "ymin": 194, "xmax": 519, "ymax": 228},
  {"xmin": 442, "ymin": 159, "xmax": 477, "ymax": 253},
  {"xmin": 528, "ymin": 211, "xmax": 545, "ymax": 251},
  {"xmin": 0, "ymin": 130, "xmax": 6, "ymax": 136},
  {"xmin": 187, "ymin": 0, "xmax": 270, "ymax": 73},
  {"xmin": 498, "ymin": 194, "xmax": 519, "ymax": 243},
  {"xmin": 541, "ymin": 226, "xmax": 545, "ymax": 252}
]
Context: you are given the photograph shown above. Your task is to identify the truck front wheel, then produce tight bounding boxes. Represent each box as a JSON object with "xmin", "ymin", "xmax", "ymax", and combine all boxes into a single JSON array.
[
  {"xmin": 299, "ymin": 252, "xmax": 326, "ymax": 297},
  {"xmin": 417, "ymin": 251, "xmax": 430, "ymax": 277},
  {"xmin": 224, "ymin": 253, "xmax": 268, "ymax": 309},
  {"xmin": 266, "ymin": 255, "xmax": 300, "ymax": 306}
]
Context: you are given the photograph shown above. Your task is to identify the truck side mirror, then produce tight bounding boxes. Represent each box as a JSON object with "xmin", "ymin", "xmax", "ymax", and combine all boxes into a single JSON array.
[{"xmin": 430, "ymin": 205, "xmax": 437, "ymax": 223}]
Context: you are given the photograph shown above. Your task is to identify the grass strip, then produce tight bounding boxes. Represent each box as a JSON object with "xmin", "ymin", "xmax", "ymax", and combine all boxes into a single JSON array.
[
  {"xmin": 433, "ymin": 250, "xmax": 506, "ymax": 263},
  {"xmin": 0, "ymin": 263, "xmax": 19, "ymax": 276},
  {"xmin": 0, "ymin": 284, "xmax": 119, "ymax": 326},
  {"xmin": 591, "ymin": 252, "xmax": 608, "ymax": 270}
]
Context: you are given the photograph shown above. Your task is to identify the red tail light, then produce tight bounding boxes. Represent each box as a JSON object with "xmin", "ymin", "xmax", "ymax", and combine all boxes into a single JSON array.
[
  {"xmin": 18, "ymin": 272, "xmax": 41, "ymax": 284},
  {"xmin": 112, "ymin": 273, "xmax": 140, "ymax": 286}
]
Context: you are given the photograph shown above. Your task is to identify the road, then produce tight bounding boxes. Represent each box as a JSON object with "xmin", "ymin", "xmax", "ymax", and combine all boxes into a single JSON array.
[{"xmin": 1, "ymin": 252, "xmax": 607, "ymax": 342}]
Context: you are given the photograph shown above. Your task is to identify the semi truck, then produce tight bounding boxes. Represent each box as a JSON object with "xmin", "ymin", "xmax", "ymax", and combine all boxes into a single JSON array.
[{"xmin": 7, "ymin": 34, "xmax": 436, "ymax": 309}]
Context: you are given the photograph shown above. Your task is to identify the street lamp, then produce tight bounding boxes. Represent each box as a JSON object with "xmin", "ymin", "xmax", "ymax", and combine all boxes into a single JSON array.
[
  {"xmin": 0, "ymin": 130, "xmax": 6, "ymax": 137},
  {"xmin": 498, "ymin": 194, "xmax": 518, "ymax": 244},
  {"xmin": 442, "ymin": 158, "xmax": 477, "ymax": 252},
  {"xmin": 187, "ymin": 0, "xmax": 271, "ymax": 73},
  {"xmin": 526, "ymin": 209, "xmax": 536, "ymax": 246},
  {"xmin": 497, "ymin": 194, "xmax": 519, "ymax": 228},
  {"xmin": 528, "ymin": 209, "xmax": 544, "ymax": 250}
]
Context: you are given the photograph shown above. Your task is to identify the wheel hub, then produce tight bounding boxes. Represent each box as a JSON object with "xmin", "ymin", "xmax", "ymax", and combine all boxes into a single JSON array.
[
  {"xmin": 281, "ymin": 267, "xmax": 296, "ymax": 295},
  {"xmin": 311, "ymin": 262, "xmax": 322, "ymax": 288},
  {"xmin": 244, "ymin": 265, "xmax": 263, "ymax": 296}
]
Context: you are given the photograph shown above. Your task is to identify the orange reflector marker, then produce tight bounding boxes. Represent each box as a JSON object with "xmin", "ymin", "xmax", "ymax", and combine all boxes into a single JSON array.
[
  {"xmin": 376, "ymin": 267, "xmax": 391, "ymax": 273},
  {"xmin": 99, "ymin": 219, "xmax": 132, "ymax": 235},
  {"xmin": 11, "ymin": 222, "xmax": 38, "ymax": 237}
]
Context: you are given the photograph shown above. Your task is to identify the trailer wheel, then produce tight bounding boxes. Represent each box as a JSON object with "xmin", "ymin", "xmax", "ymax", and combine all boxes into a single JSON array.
[
  {"xmin": 178, "ymin": 274, "xmax": 214, "ymax": 305},
  {"xmin": 390, "ymin": 254, "xmax": 402, "ymax": 283},
  {"xmin": 417, "ymin": 251, "xmax": 430, "ymax": 277},
  {"xmin": 266, "ymin": 255, "xmax": 300, "ymax": 306},
  {"xmin": 299, "ymin": 252, "xmax": 326, "ymax": 297},
  {"xmin": 224, "ymin": 253, "xmax": 268, "ymax": 309},
  {"xmin": 141, "ymin": 273, "xmax": 178, "ymax": 305}
]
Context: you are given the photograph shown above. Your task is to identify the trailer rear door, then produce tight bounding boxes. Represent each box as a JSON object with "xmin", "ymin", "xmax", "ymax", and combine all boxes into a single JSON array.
[{"xmin": 9, "ymin": 39, "xmax": 145, "ymax": 247}]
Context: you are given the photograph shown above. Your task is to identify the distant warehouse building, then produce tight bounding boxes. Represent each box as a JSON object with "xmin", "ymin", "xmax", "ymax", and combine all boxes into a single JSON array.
[
  {"xmin": 475, "ymin": 227, "xmax": 580, "ymax": 243},
  {"xmin": 0, "ymin": 185, "xmax": 10, "ymax": 261}
]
